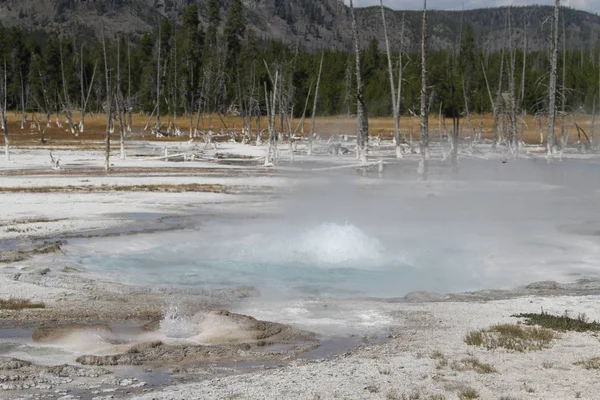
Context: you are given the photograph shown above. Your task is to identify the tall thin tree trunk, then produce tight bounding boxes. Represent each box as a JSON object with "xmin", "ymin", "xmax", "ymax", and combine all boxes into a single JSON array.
[
  {"xmin": 308, "ymin": 52, "xmax": 324, "ymax": 156},
  {"xmin": 264, "ymin": 71, "xmax": 279, "ymax": 166},
  {"xmin": 350, "ymin": 0, "xmax": 369, "ymax": 164},
  {"xmin": 519, "ymin": 16, "xmax": 528, "ymax": 145},
  {"xmin": 396, "ymin": 13, "xmax": 406, "ymax": 145},
  {"xmin": 380, "ymin": 0, "xmax": 401, "ymax": 159},
  {"xmin": 547, "ymin": 0, "xmax": 560, "ymax": 156},
  {"xmin": 508, "ymin": 7, "xmax": 518, "ymax": 153},
  {"xmin": 493, "ymin": 49, "xmax": 505, "ymax": 151},
  {"xmin": 20, "ymin": 70, "xmax": 25, "ymax": 130},
  {"xmin": 560, "ymin": 16, "xmax": 567, "ymax": 150},
  {"xmin": 2, "ymin": 62, "xmax": 8, "ymax": 161},
  {"xmin": 59, "ymin": 41, "xmax": 76, "ymax": 134},
  {"xmin": 127, "ymin": 40, "xmax": 133, "ymax": 133},
  {"xmin": 117, "ymin": 39, "xmax": 126, "ymax": 160},
  {"xmin": 419, "ymin": 0, "xmax": 429, "ymax": 176},
  {"xmin": 156, "ymin": 23, "xmax": 162, "ymax": 133},
  {"xmin": 102, "ymin": 32, "xmax": 111, "ymax": 171}
]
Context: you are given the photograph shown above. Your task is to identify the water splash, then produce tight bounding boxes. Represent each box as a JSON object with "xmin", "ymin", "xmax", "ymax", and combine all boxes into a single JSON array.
[
  {"xmin": 159, "ymin": 304, "xmax": 197, "ymax": 339},
  {"xmin": 294, "ymin": 223, "xmax": 384, "ymax": 265}
]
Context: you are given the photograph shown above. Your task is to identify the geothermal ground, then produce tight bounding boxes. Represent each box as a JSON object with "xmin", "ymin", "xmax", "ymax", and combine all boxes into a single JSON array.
[{"xmin": 1, "ymin": 137, "xmax": 600, "ymax": 400}]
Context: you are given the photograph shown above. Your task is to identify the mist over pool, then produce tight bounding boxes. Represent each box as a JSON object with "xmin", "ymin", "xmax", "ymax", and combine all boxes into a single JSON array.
[{"xmin": 67, "ymin": 159, "xmax": 600, "ymax": 299}]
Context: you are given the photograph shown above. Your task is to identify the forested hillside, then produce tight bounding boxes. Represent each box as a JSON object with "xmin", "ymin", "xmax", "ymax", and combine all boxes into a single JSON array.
[
  {"xmin": 0, "ymin": 1, "xmax": 599, "ymax": 51},
  {"xmin": 0, "ymin": 2, "xmax": 599, "ymax": 125}
]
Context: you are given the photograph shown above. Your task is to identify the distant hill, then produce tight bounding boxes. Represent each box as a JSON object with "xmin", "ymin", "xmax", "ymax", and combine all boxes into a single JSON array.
[{"xmin": 0, "ymin": 1, "xmax": 599, "ymax": 51}]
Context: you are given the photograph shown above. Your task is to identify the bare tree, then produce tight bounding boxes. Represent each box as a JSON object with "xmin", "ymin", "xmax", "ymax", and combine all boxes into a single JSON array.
[
  {"xmin": 396, "ymin": 13, "xmax": 406, "ymax": 146},
  {"xmin": 116, "ymin": 39, "xmax": 126, "ymax": 160},
  {"xmin": 349, "ymin": 0, "xmax": 369, "ymax": 164},
  {"xmin": 1, "ymin": 61, "xmax": 8, "ymax": 161},
  {"xmin": 507, "ymin": 7, "xmax": 518, "ymax": 153},
  {"xmin": 156, "ymin": 22, "xmax": 162, "ymax": 133},
  {"xmin": 492, "ymin": 52, "xmax": 505, "ymax": 151},
  {"xmin": 19, "ymin": 70, "xmax": 26, "ymax": 130},
  {"xmin": 380, "ymin": 0, "xmax": 402, "ymax": 159},
  {"xmin": 127, "ymin": 40, "xmax": 133, "ymax": 134},
  {"xmin": 519, "ymin": 15, "xmax": 528, "ymax": 146},
  {"xmin": 59, "ymin": 40, "xmax": 77, "ymax": 134},
  {"xmin": 547, "ymin": 0, "xmax": 560, "ymax": 156},
  {"xmin": 308, "ymin": 51, "xmax": 324, "ymax": 156},
  {"xmin": 102, "ymin": 31, "xmax": 111, "ymax": 171},
  {"xmin": 419, "ymin": 0, "xmax": 429, "ymax": 176},
  {"xmin": 264, "ymin": 70, "xmax": 279, "ymax": 166},
  {"xmin": 78, "ymin": 43, "xmax": 97, "ymax": 133}
]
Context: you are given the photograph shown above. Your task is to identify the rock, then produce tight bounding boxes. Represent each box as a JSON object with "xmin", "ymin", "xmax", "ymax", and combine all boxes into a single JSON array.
[
  {"xmin": 35, "ymin": 268, "xmax": 51, "ymax": 276},
  {"xmin": 526, "ymin": 281, "xmax": 559, "ymax": 290},
  {"xmin": 0, "ymin": 357, "xmax": 32, "ymax": 370},
  {"xmin": 60, "ymin": 267, "xmax": 81, "ymax": 273},
  {"xmin": 32, "ymin": 242, "xmax": 64, "ymax": 255},
  {"xmin": 403, "ymin": 291, "xmax": 447, "ymax": 302},
  {"xmin": 0, "ymin": 250, "xmax": 29, "ymax": 263}
]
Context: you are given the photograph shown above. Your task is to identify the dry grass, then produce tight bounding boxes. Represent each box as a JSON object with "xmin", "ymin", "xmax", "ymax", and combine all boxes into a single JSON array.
[
  {"xmin": 430, "ymin": 350, "xmax": 449, "ymax": 369},
  {"xmin": 574, "ymin": 357, "xmax": 600, "ymax": 370},
  {"xmin": 0, "ymin": 298, "xmax": 45, "ymax": 310},
  {"xmin": 451, "ymin": 357, "xmax": 497, "ymax": 374},
  {"xmin": 0, "ymin": 184, "xmax": 270, "ymax": 194},
  {"xmin": 465, "ymin": 324, "xmax": 557, "ymax": 352},
  {"xmin": 1, "ymin": 110, "xmax": 596, "ymax": 147},
  {"xmin": 458, "ymin": 388, "xmax": 480, "ymax": 399}
]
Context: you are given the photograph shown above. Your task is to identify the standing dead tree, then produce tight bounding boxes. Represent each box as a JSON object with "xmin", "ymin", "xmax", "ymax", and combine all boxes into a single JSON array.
[
  {"xmin": 419, "ymin": 0, "xmax": 429, "ymax": 176},
  {"xmin": 547, "ymin": 0, "xmax": 560, "ymax": 156},
  {"xmin": 519, "ymin": 15, "xmax": 528, "ymax": 146},
  {"xmin": 115, "ymin": 39, "xmax": 126, "ymax": 160},
  {"xmin": 264, "ymin": 70, "xmax": 279, "ymax": 166},
  {"xmin": 507, "ymin": 8, "xmax": 518, "ymax": 153},
  {"xmin": 59, "ymin": 40, "xmax": 78, "ymax": 135},
  {"xmin": 1, "ymin": 61, "xmax": 8, "ymax": 161},
  {"xmin": 308, "ymin": 51, "xmax": 324, "ymax": 156},
  {"xmin": 78, "ymin": 44, "xmax": 97, "ymax": 133},
  {"xmin": 102, "ymin": 31, "xmax": 112, "ymax": 171},
  {"xmin": 397, "ymin": 13, "xmax": 406, "ymax": 145},
  {"xmin": 349, "ymin": 0, "xmax": 369, "ymax": 164},
  {"xmin": 155, "ymin": 22, "xmax": 162, "ymax": 134},
  {"xmin": 380, "ymin": 0, "xmax": 402, "ymax": 159}
]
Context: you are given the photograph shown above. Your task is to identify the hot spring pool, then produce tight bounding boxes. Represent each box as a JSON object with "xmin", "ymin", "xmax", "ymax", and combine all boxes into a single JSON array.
[{"xmin": 65, "ymin": 160, "xmax": 600, "ymax": 299}]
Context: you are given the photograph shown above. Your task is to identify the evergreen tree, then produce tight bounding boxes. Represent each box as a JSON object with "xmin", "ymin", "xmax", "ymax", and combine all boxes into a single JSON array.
[
  {"xmin": 206, "ymin": 0, "xmax": 220, "ymax": 47},
  {"xmin": 224, "ymin": 0, "xmax": 246, "ymax": 67}
]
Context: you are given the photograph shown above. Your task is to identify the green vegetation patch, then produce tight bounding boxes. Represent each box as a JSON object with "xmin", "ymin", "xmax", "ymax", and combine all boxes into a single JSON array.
[
  {"xmin": 465, "ymin": 323, "xmax": 556, "ymax": 352},
  {"xmin": 513, "ymin": 311, "xmax": 600, "ymax": 332}
]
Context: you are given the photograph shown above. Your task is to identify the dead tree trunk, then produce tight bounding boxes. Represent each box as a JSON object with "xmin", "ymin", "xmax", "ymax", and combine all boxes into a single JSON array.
[
  {"xmin": 156, "ymin": 23, "xmax": 162, "ymax": 133},
  {"xmin": 508, "ymin": 8, "xmax": 518, "ymax": 153},
  {"xmin": 419, "ymin": 0, "xmax": 429, "ymax": 176},
  {"xmin": 492, "ymin": 48, "xmax": 505, "ymax": 151},
  {"xmin": 19, "ymin": 70, "xmax": 26, "ymax": 130},
  {"xmin": 264, "ymin": 70, "xmax": 279, "ymax": 166},
  {"xmin": 308, "ymin": 52, "xmax": 324, "ymax": 156},
  {"xmin": 2, "ymin": 62, "xmax": 8, "ymax": 161},
  {"xmin": 79, "ymin": 59, "xmax": 97, "ymax": 134},
  {"xmin": 396, "ymin": 13, "xmax": 406, "ymax": 145},
  {"xmin": 380, "ymin": 0, "xmax": 401, "ymax": 159},
  {"xmin": 116, "ymin": 39, "xmax": 126, "ymax": 160},
  {"xmin": 560, "ymin": 16, "xmax": 568, "ymax": 151},
  {"xmin": 350, "ymin": 0, "xmax": 369, "ymax": 164},
  {"xmin": 547, "ymin": 0, "xmax": 560, "ymax": 156},
  {"xmin": 59, "ymin": 41, "xmax": 77, "ymax": 135},
  {"xmin": 102, "ymin": 32, "xmax": 111, "ymax": 171},
  {"xmin": 519, "ymin": 16, "xmax": 528, "ymax": 145}
]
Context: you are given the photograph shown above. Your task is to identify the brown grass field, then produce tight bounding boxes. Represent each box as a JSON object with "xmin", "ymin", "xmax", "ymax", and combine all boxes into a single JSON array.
[{"xmin": 0, "ymin": 110, "xmax": 596, "ymax": 148}]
